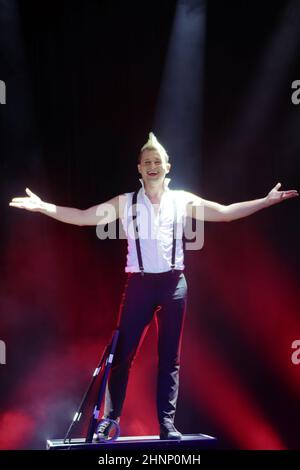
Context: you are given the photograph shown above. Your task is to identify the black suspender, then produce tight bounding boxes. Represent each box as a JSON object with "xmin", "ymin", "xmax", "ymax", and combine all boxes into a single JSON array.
[
  {"xmin": 131, "ymin": 190, "xmax": 178, "ymax": 274},
  {"xmin": 132, "ymin": 190, "xmax": 144, "ymax": 275},
  {"xmin": 171, "ymin": 195, "xmax": 177, "ymax": 271}
]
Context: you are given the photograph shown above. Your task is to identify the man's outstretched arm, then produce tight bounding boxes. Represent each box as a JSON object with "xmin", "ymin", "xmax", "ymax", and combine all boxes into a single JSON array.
[
  {"xmin": 9, "ymin": 188, "xmax": 123, "ymax": 226},
  {"xmin": 187, "ymin": 182, "xmax": 298, "ymax": 222}
]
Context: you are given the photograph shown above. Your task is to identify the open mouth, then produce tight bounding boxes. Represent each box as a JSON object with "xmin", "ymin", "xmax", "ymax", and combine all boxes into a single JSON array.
[{"xmin": 147, "ymin": 171, "xmax": 159, "ymax": 176}]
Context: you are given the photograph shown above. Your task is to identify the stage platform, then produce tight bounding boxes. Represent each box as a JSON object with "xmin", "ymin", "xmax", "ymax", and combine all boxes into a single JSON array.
[{"xmin": 47, "ymin": 433, "xmax": 216, "ymax": 451}]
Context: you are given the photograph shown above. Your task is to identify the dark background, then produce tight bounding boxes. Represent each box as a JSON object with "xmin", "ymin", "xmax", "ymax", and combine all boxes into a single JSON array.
[{"xmin": 1, "ymin": 0, "xmax": 300, "ymax": 449}]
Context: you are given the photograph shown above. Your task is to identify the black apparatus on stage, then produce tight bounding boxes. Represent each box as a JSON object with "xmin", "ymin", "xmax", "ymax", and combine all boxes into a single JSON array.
[{"xmin": 63, "ymin": 329, "xmax": 120, "ymax": 444}]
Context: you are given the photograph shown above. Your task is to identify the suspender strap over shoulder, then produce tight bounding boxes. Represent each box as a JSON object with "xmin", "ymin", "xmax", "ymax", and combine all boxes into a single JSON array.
[{"xmin": 132, "ymin": 190, "xmax": 144, "ymax": 275}]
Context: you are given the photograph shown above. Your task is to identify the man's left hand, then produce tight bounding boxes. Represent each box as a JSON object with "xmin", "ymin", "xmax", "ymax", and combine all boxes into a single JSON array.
[{"xmin": 266, "ymin": 182, "xmax": 299, "ymax": 206}]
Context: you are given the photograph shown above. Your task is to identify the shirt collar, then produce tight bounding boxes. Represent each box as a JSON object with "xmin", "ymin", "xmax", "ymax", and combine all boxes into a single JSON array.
[{"xmin": 139, "ymin": 177, "xmax": 171, "ymax": 194}]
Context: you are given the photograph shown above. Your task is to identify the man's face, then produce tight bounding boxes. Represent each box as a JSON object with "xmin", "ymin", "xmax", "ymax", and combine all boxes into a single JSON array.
[{"xmin": 137, "ymin": 149, "xmax": 171, "ymax": 184}]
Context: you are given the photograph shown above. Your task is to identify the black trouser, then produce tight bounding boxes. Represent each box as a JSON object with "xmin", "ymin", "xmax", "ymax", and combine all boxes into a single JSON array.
[{"xmin": 103, "ymin": 270, "xmax": 187, "ymax": 425}]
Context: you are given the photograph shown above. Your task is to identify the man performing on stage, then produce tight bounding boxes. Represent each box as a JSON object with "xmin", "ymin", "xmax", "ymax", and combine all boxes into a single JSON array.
[{"xmin": 9, "ymin": 133, "xmax": 298, "ymax": 441}]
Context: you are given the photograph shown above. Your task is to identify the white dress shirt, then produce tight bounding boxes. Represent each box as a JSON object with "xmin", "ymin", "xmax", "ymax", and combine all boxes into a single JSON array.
[{"xmin": 121, "ymin": 178, "xmax": 193, "ymax": 273}]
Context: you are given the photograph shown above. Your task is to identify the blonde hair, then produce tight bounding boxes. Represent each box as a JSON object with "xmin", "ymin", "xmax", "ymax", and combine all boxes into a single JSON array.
[{"xmin": 139, "ymin": 132, "xmax": 169, "ymax": 162}]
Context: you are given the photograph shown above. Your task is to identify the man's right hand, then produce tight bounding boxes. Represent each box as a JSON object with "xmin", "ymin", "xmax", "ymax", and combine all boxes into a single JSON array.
[
  {"xmin": 9, "ymin": 188, "xmax": 43, "ymax": 212},
  {"xmin": 9, "ymin": 188, "xmax": 122, "ymax": 226}
]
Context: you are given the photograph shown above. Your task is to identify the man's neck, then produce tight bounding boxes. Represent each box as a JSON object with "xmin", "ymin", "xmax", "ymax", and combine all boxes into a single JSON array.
[{"xmin": 143, "ymin": 180, "xmax": 165, "ymax": 201}]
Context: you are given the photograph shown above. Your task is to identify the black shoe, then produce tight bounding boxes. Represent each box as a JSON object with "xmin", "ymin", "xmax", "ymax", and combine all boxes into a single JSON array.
[
  {"xmin": 94, "ymin": 418, "xmax": 119, "ymax": 442},
  {"xmin": 159, "ymin": 420, "xmax": 182, "ymax": 440}
]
